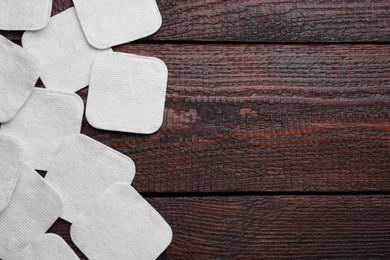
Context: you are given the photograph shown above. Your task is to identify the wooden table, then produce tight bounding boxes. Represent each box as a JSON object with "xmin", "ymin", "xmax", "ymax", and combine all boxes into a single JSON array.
[{"xmin": 4, "ymin": 0, "xmax": 390, "ymax": 259}]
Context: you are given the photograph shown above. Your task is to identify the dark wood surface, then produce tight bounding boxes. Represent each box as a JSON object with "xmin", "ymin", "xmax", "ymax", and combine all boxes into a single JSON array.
[
  {"xmin": 3, "ymin": 0, "xmax": 390, "ymax": 259},
  {"xmin": 77, "ymin": 44, "xmax": 390, "ymax": 193},
  {"xmin": 3, "ymin": 0, "xmax": 390, "ymax": 42}
]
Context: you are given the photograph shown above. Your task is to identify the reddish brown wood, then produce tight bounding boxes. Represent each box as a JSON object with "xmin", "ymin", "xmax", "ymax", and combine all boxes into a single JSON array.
[
  {"xmin": 48, "ymin": 195, "xmax": 390, "ymax": 259},
  {"xmin": 0, "ymin": 1, "xmax": 388, "ymax": 259},
  {"xmin": 67, "ymin": 44, "xmax": 390, "ymax": 193},
  {"xmin": 2, "ymin": 0, "xmax": 390, "ymax": 42}
]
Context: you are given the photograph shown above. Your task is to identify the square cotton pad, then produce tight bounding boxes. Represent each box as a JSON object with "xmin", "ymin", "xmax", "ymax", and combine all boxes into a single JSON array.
[
  {"xmin": 45, "ymin": 134, "xmax": 136, "ymax": 223},
  {"xmin": 71, "ymin": 183, "xmax": 172, "ymax": 260},
  {"xmin": 0, "ymin": 164, "xmax": 62, "ymax": 260},
  {"xmin": 86, "ymin": 52, "xmax": 168, "ymax": 134},
  {"xmin": 0, "ymin": 88, "xmax": 84, "ymax": 171},
  {"xmin": 73, "ymin": 0, "xmax": 162, "ymax": 49},
  {"xmin": 17, "ymin": 234, "xmax": 79, "ymax": 260},
  {"xmin": 0, "ymin": 135, "xmax": 25, "ymax": 212},
  {"xmin": 0, "ymin": 35, "xmax": 40, "ymax": 123},
  {"xmin": 22, "ymin": 7, "xmax": 112, "ymax": 93},
  {"xmin": 0, "ymin": 0, "xmax": 52, "ymax": 31}
]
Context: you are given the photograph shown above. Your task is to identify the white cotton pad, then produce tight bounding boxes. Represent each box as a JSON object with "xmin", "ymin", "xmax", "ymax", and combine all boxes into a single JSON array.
[
  {"xmin": 45, "ymin": 134, "xmax": 136, "ymax": 223},
  {"xmin": 0, "ymin": 0, "xmax": 52, "ymax": 31},
  {"xmin": 0, "ymin": 164, "xmax": 62, "ymax": 260},
  {"xmin": 0, "ymin": 35, "xmax": 40, "ymax": 123},
  {"xmin": 22, "ymin": 8, "xmax": 112, "ymax": 93},
  {"xmin": 71, "ymin": 183, "xmax": 172, "ymax": 260},
  {"xmin": 86, "ymin": 52, "xmax": 168, "ymax": 134},
  {"xmin": 73, "ymin": 0, "xmax": 162, "ymax": 49},
  {"xmin": 0, "ymin": 88, "xmax": 84, "ymax": 171},
  {"xmin": 17, "ymin": 234, "xmax": 79, "ymax": 260},
  {"xmin": 0, "ymin": 135, "xmax": 25, "ymax": 212}
]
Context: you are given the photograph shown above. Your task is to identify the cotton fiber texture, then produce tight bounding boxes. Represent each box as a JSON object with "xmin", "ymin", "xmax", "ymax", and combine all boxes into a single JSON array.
[
  {"xmin": 73, "ymin": 0, "xmax": 162, "ymax": 49},
  {"xmin": 16, "ymin": 234, "xmax": 79, "ymax": 260},
  {"xmin": 86, "ymin": 52, "xmax": 168, "ymax": 134},
  {"xmin": 22, "ymin": 7, "xmax": 112, "ymax": 93},
  {"xmin": 0, "ymin": 88, "xmax": 84, "ymax": 171},
  {"xmin": 0, "ymin": 135, "xmax": 25, "ymax": 212},
  {"xmin": 71, "ymin": 183, "xmax": 172, "ymax": 260},
  {"xmin": 0, "ymin": 35, "xmax": 40, "ymax": 123},
  {"xmin": 0, "ymin": 164, "xmax": 62, "ymax": 260},
  {"xmin": 45, "ymin": 134, "xmax": 136, "ymax": 223},
  {"xmin": 0, "ymin": 0, "xmax": 52, "ymax": 31}
]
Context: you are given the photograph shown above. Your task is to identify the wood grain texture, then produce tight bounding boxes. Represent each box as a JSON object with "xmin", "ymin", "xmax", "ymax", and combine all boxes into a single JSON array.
[
  {"xmin": 68, "ymin": 44, "xmax": 390, "ymax": 193},
  {"xmin": 48, "ymin": 195, "xmax": 390, "ymax": 259},
  {"xmin": 0, "ymin": 1, "xmax": 388, "ymax": 259},
  {"xmin": 2, "ymin": 0, "xmax": 390, "ymax": 42}
]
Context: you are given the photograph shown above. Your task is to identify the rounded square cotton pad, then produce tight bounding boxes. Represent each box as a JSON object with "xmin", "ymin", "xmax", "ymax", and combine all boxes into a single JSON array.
[
  {"xmin": 71, "ymin": 183, "xmax": 172, "ymax": 260},
  {"xmin": 0, "ymin": 135, "xmax": 25, "ymax": 213},
  {"xmin": 0, "ymin": 164, "xmax": 62, "ymax": 260},
  {"xmin": 45, "ymin": 134, "xmax": 136, "ymax": 223},
  {"xmin": 0, "ymin": 0, "xmax": 52, "ymax": 31},
  {"xmin": 0, "ymin": 88, "xmax": 84, "ymax": 171},
  {"xmin": 73, "ymin": 0, "xmax": 162, "ymax": 49},
  {"xmin": 16, "ymin": 234, "xmax": 79, "ymax": 260},
  {"xmin": 86, "ymin": 52, "xmax": 168, "ymax": 134},
  {"xmin": 0, "ymin": 35, "xmax": 40, "ymax": 123},
  {"xmin": 22, "ymin": 7, "xmax": 112, "ymax": 93}
]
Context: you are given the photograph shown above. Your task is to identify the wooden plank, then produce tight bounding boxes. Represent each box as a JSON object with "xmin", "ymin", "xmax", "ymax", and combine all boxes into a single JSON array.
[
  {"xmin": 2, "ymin": 0, "xmax": 390, "ymax": 42},
  {"xmin": 72, "ymin": 44, "xmax": 390, "ymax": 193},
  {"xmin": 48, "ymin": 195, "xmax": 390, "ymax": 259}
]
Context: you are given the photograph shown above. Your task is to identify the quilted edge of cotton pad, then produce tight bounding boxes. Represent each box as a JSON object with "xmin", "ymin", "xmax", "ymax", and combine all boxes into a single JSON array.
[
  {"xmin": 23, "ymin": 87, "xmax": 85, "ymax": 123},
  {"xmin": 16, "ymin": 233, "xmax": 79, "ymax": 260},
  {"xmin": 0, "ymin": 87, "xmax": 85, "ymax": 132},
  {"xmin": 0, "ymin": 135, "xmax": 26, "ymax": 213},
  {"xmin": 0, "ymin": 0, "xmax": 53, "ymax": 31},
  {"xmin": 30, "ymin": 88, "xmax": 85, "ymax": 170},
  {"xmin": 22, "ymin": 163, "xmax": 63, "ymax": 224},
  {"xmin": 36, "ymin": 87, "xmax": 85, "ymax": 115},
  {"xmin": 0, "ymin": 35, "xmax": 41, "ymax": 123},
  {"xmin": 72, "ymin": 0, "xmax": 162, "ymax": 49},
  {"xmin": 0, "ymin": 163, "xmax": 63, "ymax": 260},
  {"xmin": 69, "ymin": 183, "xmax": 173, "ymax": 260},
  {"xmin": 85, "ymin": 52, "xmax": 168, "ymax": 134},
  {"xmin": 51, "ymin": 133, "xmax": 136, "ymax": 179},
  {"xmin": 21, "ymin": 162, "xmax": 63, "ymax": 215},
  {"xmin": 45, "ymin": 133, "xmax": 136, "ymax": 223},
  {"xmin": 0, "ymin": 87, "xmax": 85, "ymax": 171},
  {"xmin": 20, "ymin": 7, "xmax": 114, "ymax": 94}
]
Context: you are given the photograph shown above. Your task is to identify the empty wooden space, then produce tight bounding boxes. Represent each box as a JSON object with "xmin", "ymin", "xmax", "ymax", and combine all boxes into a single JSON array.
[{"xmin": 4, "ymin": 0, "xmax": 390, "ymax": 259}]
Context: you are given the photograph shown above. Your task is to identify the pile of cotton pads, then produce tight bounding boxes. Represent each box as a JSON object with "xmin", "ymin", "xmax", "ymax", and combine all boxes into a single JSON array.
[{"xmin": 0, "ymin": 1, "xmax": 172, "ymax": 259}]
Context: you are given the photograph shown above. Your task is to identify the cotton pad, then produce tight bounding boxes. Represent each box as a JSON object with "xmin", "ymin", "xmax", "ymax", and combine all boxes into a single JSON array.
[
  {"xmin": 0, "ymin": 35, "xmax": 40, "ymax": 123},
  {"xmin": 0, "ymin": 0, "xmax": 52, "ymax": 31},
  {"xmin": 73, "ymin": 0, "xmax": 162, "ymax": 49},
  {"xmin": 86, "ymin": 52, "xmax": 168, "ymax": 134},
  {"xmin": 71, "ymin": 183, "xmax": 172, "ymax": 260},
  {"xmin": 0, "ymin": 164, "xmax": 62, "ymax": 260},
  {"xmin": 17, "ymin": 234, "xmax": 79, "ymax": 260},
  {"xmin": 22, "ymin": 8, "xmax": 112, "ymax": 93},
  {"xmin": 0, "ymin": 135, "xmax": 25, "ymax": 213},
  {"xmin": 45, "ymin": 134, "xmax": 136, "ymax": 223},
  {"xmin": 0, "ymin": 88, "xmax": 84, "ymax": 171}
]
